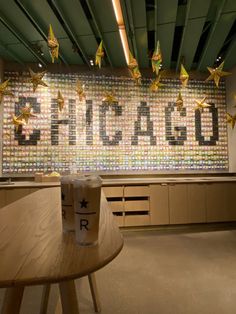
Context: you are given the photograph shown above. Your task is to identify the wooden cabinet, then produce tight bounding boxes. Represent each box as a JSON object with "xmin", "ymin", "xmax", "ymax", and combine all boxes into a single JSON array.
[
  {"xmin": 124, "ymin": 186, "xmax": 150, "ymax": 227},
  {"xmin": 206, "ymin": 183, "xmax": 227, "ymax": 222},
  {"xmin": 206, "ymin": 183, "xmax": 236, "ymax": 222},
  {"xmin": 187, "ymin": 184, "xmax": 206, "ymax": 223},
  {"xmin": 149, "ymin": 184, "xmax": 169, "ymax": 225},
  {"xmin": 103, "ymin": 185, "xmax": 150, "ymax": 227},
  {"xmin": 103, "ymin": 186, "xmax": 124, "ymax": 226},
  {"xmin": 103, "ymin": 181, "xmax": 236, "ymax": 227}
]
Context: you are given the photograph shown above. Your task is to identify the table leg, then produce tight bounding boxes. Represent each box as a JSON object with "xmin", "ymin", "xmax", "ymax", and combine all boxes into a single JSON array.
[
  {"xmin": 59, "ymin": 280, "xmax": 79, "ymax": 314},
  {"xmin": 88, "ymin": 273, "xmax": 101, "ymax": 313},
  {"xmin": 1, "ymin": 286, "xmax": 24, "ymax": 314},
  {"xmin": 40, "ymin": 284, "xmax": 51, "ymax": 314}
]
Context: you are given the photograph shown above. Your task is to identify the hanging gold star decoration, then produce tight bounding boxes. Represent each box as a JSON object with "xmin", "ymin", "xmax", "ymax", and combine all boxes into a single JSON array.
[
  {"xmin": 176, "ymin": 92, "xmax": 183, "ymax": 111},
  {"xmin": 226, "ymin": 113, "xmax": 236, "ymax": 129},
  {"xmin": 12, "ymin": 115, "xmax": 26, "ymax": 132},
  {"xmin": 95, "ymin": 40, "xmax": 104, "ymax": 68},
  {"xmin": 130, "ymin": 67, "xmax": 142, "ymax": 85},
  {"xmin": 151, "ymin": 41, "xmax": 162, "ymax": 75},
  {"xmin": 0, "ymin": 79, "xmax": 14, "ymax": 103},
  {"xmin": 180, "ymin": 64, "xmax": 189, "ymax": 87},
  {"xmin": 27, "ymin": 68, "xmax": 48, "ymax": 92},
  {"xmin": 128, "ymin": 50, "xmax": 138, "ymax": 70},
  {"xmin": 102, "ymin": 91, "xmax": 117, "ymax": 104},
  {"xmin": 128, "ymin": 50, "xmax": 142, "ymax": 85},
  {"xmin": 18, "ymin": 104, "xmax": 36, "ymax": 124},
  {"xmin": 149, "ymin": 75, "xmax": 164, "ymax": 92},
  {"xmin": 194, "ymin": 96, "xmax": 210, "ymax": 112},
  {"xmin": 47, "ymin": 24, "xmax": 59, "ymax": 63},
  {"xmin": 57, "ymin": 90, "xmax": 64, "ymax": 111},
  {"xmin": 205, "ymin": 61, "xmax": 231, "ymax": 88},
  {"xmin": 76, "ymin": 81, "xmax": 86, "ymax": 101}
]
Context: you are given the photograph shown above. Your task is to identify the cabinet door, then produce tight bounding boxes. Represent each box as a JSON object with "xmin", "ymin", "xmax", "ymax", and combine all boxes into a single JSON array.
[
  {"xmin": 224, "ymin": 183, "xmax": 236, "ymax": 221},
  {"xmin": 0, "ymin": 190, "xmax": 6, "ymax": 209},
  {"xmin": 149, "ymin": 184, "xmax": 169, "ymax": 225},
  {"xmin": 206, "ymin": 183, "xmax": 227, "ymax": 222},
  {"xmin": 169, "ymin": 184, "xmax": 188, "ymax": 224},
  {"xmin": 187, "ymin": 184, "xmax": 206, "ymax": 223}
]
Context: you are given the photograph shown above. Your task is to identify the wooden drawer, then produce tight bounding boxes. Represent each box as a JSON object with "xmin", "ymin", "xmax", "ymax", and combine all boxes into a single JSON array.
[
  {"xmin": 124, "ymin": 214, "xmax": 150, "ymax": 226},
  {"xmin": 113, "ymin": 214, "xmax": 124, "ymax": 227},
  {"xmin": 124, "ymin": 200, "xmax": 149, "ymax": 211},
  {"xmin": 109, "ymin": 201, "xmax": 124, "ymax": 212},
  {"xmin": 103, "ymin": 186, "xmax": 123, "ymax": 197},
  {"xmin": 124, "ymin": 186, "xmax": 149, "ymax": 197}
]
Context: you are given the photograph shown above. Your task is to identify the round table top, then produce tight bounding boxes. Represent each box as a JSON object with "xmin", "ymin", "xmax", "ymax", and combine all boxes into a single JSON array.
[{"xmin": 0, "ymin": 188, "xmax": 123, "ymax": 287}]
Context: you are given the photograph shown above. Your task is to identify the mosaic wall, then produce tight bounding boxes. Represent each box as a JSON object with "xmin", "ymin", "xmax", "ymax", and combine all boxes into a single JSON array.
[{"xmin": 1, "ymin": 71, "xmax": 228, "ymax": 174}]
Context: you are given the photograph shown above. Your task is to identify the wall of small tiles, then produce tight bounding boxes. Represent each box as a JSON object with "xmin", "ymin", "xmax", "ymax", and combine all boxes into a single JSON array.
[{"xmin": 1, "ymin": 71, "xmax": 228, "ymax": 175}]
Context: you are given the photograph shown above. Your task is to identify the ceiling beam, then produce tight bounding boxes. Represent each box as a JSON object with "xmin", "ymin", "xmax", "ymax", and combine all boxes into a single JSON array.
[
  {"xmin": 224, "ymin": 34, "xmax": 236, "ymax": 70},
  {"xmin": 48, "ymin": 0, "xmax": 91, "ymax": 67},
  {"xmin": 176, "ymin": 0, "xmax": 192, "ymax": 71},
  {"xmin": 15, "ymin": 0, "xmax": 68, "ymax": 65},
  {"xmin": 0, "ymin": 13, "xmax": 47, "ymax": 65},
  {"xmin": 85, "ymin": 0, "xmax": 113, "ymax": 67},
  {"xmin": 197, "ymin": 0, "xmax": 226, "ymax": 71},
  {"xmin": 0, "ymin": 40, "xmax": 24, "ymax": 65},
  {"xmin": 154, "ymin": 0, "xmax": 178, "ymax": 69}
]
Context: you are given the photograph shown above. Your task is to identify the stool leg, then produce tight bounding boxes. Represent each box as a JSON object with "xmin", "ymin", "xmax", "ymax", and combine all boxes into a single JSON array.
[
  {"xmin": 1, "ymin": 286, "xmax": 24, "ymax": 314},
  {"xmin": 59, "ymin": 280, "xmax": 79, "ymax": 314},
  {"xmin": 88, "ymin": 273, "xmax": 101, "ymax": 313},
  {"xmin": 40, "ymin": 284, "xmax": 51, "ymax": 314}
]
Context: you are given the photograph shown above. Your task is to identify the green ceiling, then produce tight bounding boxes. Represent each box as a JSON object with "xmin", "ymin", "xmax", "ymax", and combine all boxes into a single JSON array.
[{"xmin": 0, "ymin": 0, "xmax": 235, "ymax": 71}]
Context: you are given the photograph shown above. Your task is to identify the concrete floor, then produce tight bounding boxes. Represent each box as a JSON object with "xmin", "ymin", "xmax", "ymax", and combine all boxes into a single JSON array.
[{"xmin": 1, "ymin": 226, "xmax": 236, "ymax": 313}]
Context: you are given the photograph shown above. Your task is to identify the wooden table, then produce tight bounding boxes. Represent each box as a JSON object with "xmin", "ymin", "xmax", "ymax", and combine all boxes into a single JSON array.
[{"xmin": 0, "ymin": 187, "xmax": 123, "ymax": 313}]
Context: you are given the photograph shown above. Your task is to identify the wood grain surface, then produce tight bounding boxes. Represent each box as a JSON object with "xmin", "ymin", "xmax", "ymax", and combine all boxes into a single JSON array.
[{"xmin": 0, "ymin": 188, "xmax": 123, "ymax": 287}]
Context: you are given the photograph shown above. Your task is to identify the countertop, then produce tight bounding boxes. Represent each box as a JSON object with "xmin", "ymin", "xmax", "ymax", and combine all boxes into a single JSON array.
[
  {"xmin": 1, "ymin": 176, "xmax": 236, "ymax": 188},
  {"xmin": 0, "ymin": 181, "xmax": 61, "ymax": 189},
  {"xmin": 101, "ymin": 176, "xmax": 236, "ymax": 185}
]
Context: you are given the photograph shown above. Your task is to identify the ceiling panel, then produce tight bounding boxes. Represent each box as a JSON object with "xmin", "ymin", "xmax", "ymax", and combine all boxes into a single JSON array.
[
  {"xmin": 155, "ymin": 0, "xmax": 178, "ymax": 68},
  {"xmin": 198, "ymin": 12, "xmax": 236, "ymax": 71},
  {"xmin": 130, "ymin": 0, "xmax": 148, "ymax": 68},
  {"xmin": 0, "ymin": 0, "xmax": 235, "ymax": 71},
  {"xmin": 176, "ymin": 0, "xmax": 212, "ymax": 70}
]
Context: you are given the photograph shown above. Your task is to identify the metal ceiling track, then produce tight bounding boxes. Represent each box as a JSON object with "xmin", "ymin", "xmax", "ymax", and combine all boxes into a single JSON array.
[
  {"xmin": 85, "ymin": 0, "xmax": 113, "ymax": 67},
  {"xmin": 0, "ymin": 13, "xmax": 47, "ymax": 66},
  {"xmin": 47, "ymin": 0, "xmax": 91, "ymax": 68},
  {"xmin": 15, "ymin": 0, "xmax": 68, "ymax": 65}
]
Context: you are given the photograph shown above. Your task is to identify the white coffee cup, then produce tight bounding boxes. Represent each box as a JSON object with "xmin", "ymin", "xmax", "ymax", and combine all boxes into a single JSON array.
[{"xmin": 73, "ymin": 175, "xmax": 102, "ymax": 246}]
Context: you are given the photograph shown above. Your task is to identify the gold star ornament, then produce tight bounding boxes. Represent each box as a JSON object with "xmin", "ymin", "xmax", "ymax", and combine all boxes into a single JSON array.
[
  {"xmin": 57, "ymin": 91, "xmax": 64, "ymax": 111},
  {"xmin": 149, "ymin": 75, "xmax": 164, "ymax": 92},
  {"xmin": 194, "ymin": 96, "xmax": 210, "ymax": 112},
  {"xmin": 226, "ymin": 113, "xmax": 236, "ymax": 129},
  {"xmin": 0, "ymin": 79, "xmax": 14, "ymax": 103},
  {"xmin": 18, "ymin": 104, "xmax": 36, "ymax": 124},
  {"xmin": 180, "ymin": 64, "xmax": 189, "ymax": 87},
  {"xmin": 76, "ymin": 81, "xmax": 86, "ymax": 101},
  {"xmin": 151, "ymin": 41, "xmax": 162, "ymax": 75},
  {"xmin": 102, "ymin": 91, "xmax": 117, "ymax": 104},
  {"xmin": 27, "ymin": 68, "xmax": 48, "ymax": 92},
  {"xmin": 12, "ymin": 115, "xmax": 26, "ymax": 132},
  {"xmin": 176, "ymin": 92, "xmax": 183, "ymax": 111},
  {"xmin": 95, "ymin": 40, "xmax": 104, "ymax": 68},
  {"xmin": 205, "ymin": 61, "xmax": 231, "ymax": 88},
  {"xmin": 47, "ymin": 24, "xmax": 59, "ymax": 63}
]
